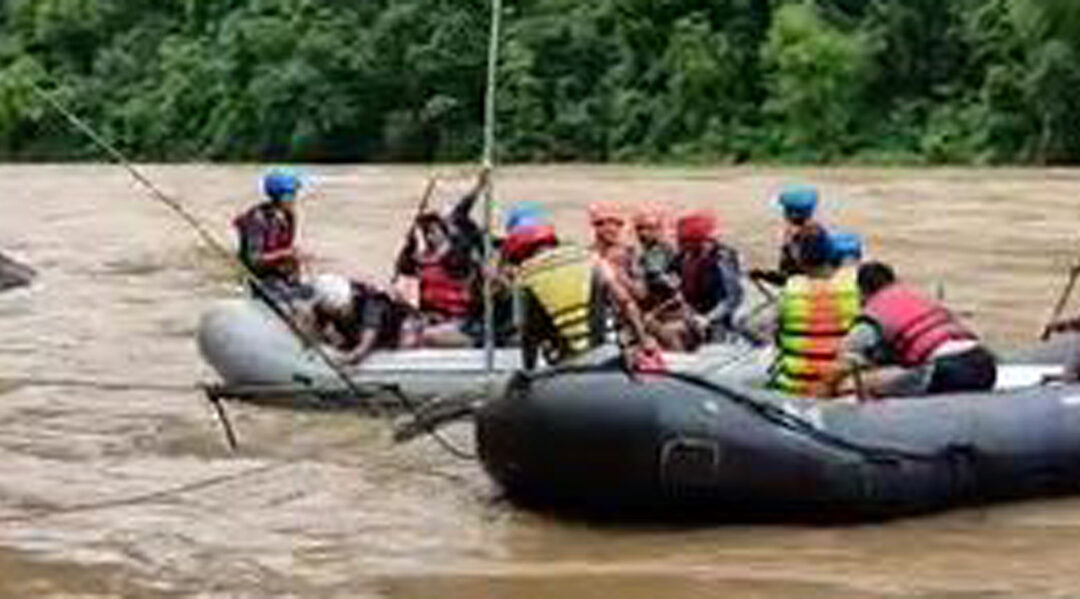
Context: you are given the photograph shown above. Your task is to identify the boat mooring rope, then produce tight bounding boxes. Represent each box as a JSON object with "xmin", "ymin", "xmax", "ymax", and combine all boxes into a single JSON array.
[
  {"xmin": 27, "ymin": 76, "xmax": 477, "ymax": 460},
  {"xmin": 480, "ymin": 0, "xmax": 504, "ymax": 379},
  {"xmin": 520, "ymin": 365, "xmax": 972, "ymax": 465}
]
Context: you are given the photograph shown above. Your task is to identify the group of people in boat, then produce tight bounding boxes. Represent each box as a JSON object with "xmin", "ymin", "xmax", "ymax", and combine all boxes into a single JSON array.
[{"xmin": 234, "ymin": 168, "xmax": 1003, "ymax": 400}]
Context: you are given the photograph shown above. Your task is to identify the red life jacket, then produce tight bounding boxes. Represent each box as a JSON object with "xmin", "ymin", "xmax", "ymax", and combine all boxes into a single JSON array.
[
  {"xmin": 233, "ymin": 203, "xmax": 295, "ymax": 271},
  {"xmin": 863, "ymin": 283, "xmax": 975, "ymax": 367},
  {"xmin": 419, "ymin": 254, "xmax": 472, "ymax": 319}
]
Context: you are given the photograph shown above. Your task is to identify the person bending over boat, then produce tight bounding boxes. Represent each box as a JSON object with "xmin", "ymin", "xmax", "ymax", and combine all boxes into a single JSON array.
[
  {"xmin": 234, "ymin": 169, "xmax": 307, "ymax": 300},
  {"xmin": 768, "ymin": 228, "xmax": 860, "ymax": 397},
  {"xmin": 675, "ymin": 210, "xmax": 744, "ymax": 348},
  {"xmin": 827, "ymin": 262, "xmax": 997, "ymax": 398},
  {"xmin": 502, "ymin": 222, "xmax": 657, "ymax": 370},
  {"xmin": 750, "ymin": 185, "xmax": 828, "ymax": 287},
  {"xmin": 308, "ymin": 274, "xmax": 417, "ymax": 364}
]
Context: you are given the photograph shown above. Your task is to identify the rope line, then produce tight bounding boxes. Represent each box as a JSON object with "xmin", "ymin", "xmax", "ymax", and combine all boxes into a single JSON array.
[
  {"xmin": 480, "ymin": 0, "xmax": 503, "ymax": 378},
  {"xmin": 28, "ymin": 77, "xmax": 398, "ymax": 424}
]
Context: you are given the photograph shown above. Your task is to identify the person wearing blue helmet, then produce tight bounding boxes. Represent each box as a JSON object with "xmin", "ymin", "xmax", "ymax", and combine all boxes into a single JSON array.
[
  {"xmin": 829, "ymin": 230, "xmax": 863, "ymax": 267},
  {"xmin": 750, "ymin": 185, "xmax": 828, "ymax": 286},
  {"xmin": 504, "ymin": 201, "xmax": 550, "ymax": 233},
  {"xmin": 233, "ymin": 168, "xmax": 305, "ymax": 296}
]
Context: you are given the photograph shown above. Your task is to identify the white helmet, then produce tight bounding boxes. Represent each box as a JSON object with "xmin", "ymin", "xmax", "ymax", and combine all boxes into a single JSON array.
[{"xmin": 311, "ymin": 273, "xmax": 353, "ymax": 312}]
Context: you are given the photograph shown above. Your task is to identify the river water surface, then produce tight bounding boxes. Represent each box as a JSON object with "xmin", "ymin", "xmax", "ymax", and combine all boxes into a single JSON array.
[{"xmin": 2, "ymin": 165, "xmax": 1080, "ymax": 598}]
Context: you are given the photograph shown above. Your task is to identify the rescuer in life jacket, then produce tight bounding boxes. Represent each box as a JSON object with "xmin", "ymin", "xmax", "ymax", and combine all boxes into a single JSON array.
[
  {"xmin": 750, "ymin": 185, "xmax": 829, "ymax": 287},
  {"xmin": 826, "ymin": 261, "xmax": 997, "ymax": 398},
  {"xmin": 307, "ymin": 273, "xmax": 419, "ymax": 364},
  {"xmin": 768, "ymin": 227, "xmax": 860, "ymax": 398},
  {"xmin": 233, "ymin": 169, "xmax": 307, "ymax": 299},
  {"xmin": 502, "ymin": 221, "xmax": 657, "ymax": 370},
  {"xmin": 674, "ymin": 210, "xmax": 745, "ymax": 348},
  {"xmin": 828, "ymin": 230, "xmax": 864, "ymax": 268}
]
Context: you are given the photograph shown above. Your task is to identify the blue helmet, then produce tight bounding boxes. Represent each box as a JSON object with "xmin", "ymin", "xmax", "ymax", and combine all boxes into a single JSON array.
[
  {"xmin": 829, "ymin": 230, "xmax": 863, "ymax": 264},
  {"xmin": 778, "ymin": 185, "xmax": 818, "ymax": 219},
  {"xmin": 504, "ymin": 201, "xmax": 550, "ymax": 232},
  {"xmin": 263, "ymin": 169, "xmax": 302, "ymax": 201}
]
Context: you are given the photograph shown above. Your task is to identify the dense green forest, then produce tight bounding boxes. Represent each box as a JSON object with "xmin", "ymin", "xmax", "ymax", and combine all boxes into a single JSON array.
[{"xmin": 2, "ymin": 0, "xmax": 1079, "ymax": 164}]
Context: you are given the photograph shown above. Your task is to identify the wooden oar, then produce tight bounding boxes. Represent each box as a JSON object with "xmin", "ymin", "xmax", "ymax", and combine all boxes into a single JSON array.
[
  {"xmin": 1041, "ymin": 263, "xmax": 1080, "ymax": 340},
  {"xmin": 390, "ymin": 177, "xmax": 439, "ymax": 286}
]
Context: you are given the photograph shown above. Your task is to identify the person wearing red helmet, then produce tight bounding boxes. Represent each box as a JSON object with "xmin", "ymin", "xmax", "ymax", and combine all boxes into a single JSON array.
[
  {"xmin": 503, "ymin": 221, "xmax": 657, "ymax": 370},
  {"xmin": 674, "ymin": 210, "xmax": 744, "ymax": 347}
]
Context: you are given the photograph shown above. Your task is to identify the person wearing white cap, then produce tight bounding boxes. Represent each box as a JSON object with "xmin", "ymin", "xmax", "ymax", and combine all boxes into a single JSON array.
[{"xmin": 309, "ymin": 273, "xmax": 414, "ymax": 364}]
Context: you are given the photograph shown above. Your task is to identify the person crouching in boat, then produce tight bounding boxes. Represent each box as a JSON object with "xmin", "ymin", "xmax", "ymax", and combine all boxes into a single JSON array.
[
  {"xmin": 826, "ymin": 262, "xmax": 997, "ymax": 398},
  {"xmin": 233, "ymin": 169, "xmax": 307, "ymax": 300},
  {"xmin": 768, "ymin": 228, "xmax": 860, "ymax": 397},
  {"xmin": 308, "ymin": 274, "xmax": 417, "ymax": 364},
  {"xmin": 750, "ymin": 185, "xmax": 828, "ymax": 287},
  {"xmin": 503, "ymin": 222, "xmax": 657, "ymax": 370},
  {"xmin": 675, "ymin": 210, "xmax": 744, "ymax": 347},
  {"xmin": 632, "ymin": 206, "xmax": 689, "ymax": 350},
  {"xmin": 395, "ymin": 211, "xmax": 478, "ymax": 348}
]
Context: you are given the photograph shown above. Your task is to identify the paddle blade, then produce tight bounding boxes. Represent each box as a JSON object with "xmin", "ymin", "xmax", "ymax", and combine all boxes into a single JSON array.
[{"xmin": 0, "ymin": 251, "xmax": 35, "ymax": 292}]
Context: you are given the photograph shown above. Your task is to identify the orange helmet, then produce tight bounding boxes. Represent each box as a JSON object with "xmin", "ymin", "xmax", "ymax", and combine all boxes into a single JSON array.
[{"xmin": 588, "ymin": 201, "xmax": 624, "ymax": 226}]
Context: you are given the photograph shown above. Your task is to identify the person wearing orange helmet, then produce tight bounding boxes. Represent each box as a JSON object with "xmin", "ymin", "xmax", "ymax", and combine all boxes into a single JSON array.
[
  {"xmin": 503, "ymin": 221, "xmax": 657, "ymax": 370},
  {"xmin": 675, "ymin": 210, "xmax": 744, "ymax": 346},
  {"xmin": 588, "ymin": 201, "xmax": 637, "ymax": 285},
  {"xmin": 631, "ymin": 206, "xmax": 688, "ymax": 350}
]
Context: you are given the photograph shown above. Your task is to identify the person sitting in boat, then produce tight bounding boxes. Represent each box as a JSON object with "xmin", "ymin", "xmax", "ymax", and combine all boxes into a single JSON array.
[
  {"xmin": 675, "ymin": 210, "xmax": 744, "ymax": 347},
  {"xmin": 826, "ymin": 262, "xmax": 997, "ymax": 398},
  {"xmin": 503, "ymin": 222, "xmax": 656, "ymax": 370},
  {"xmin": 632, "ymin": 206, "xmax": 689, "ymax": 350},
  {"xmin": 233, "ymin": 169, "xmax": 307, "ymax": 299},
  {"xmin": 750, "ymin": 185, "xmax": 828, "ymax": 287},
  {"xmin": 396, "ymin": 207, "xmax": 480, "ymax": 348},
  {"xmin": 589, "ymin": 201, "xmax": 637, "ymax": 286},
  {"xmin": 308, "ymin": 273, "xmax": 418, "ymax": 364},
  {"xmin": 768, "ymin": 228, "xmax": 860, "ymax": 397},
  {"xmin": 828, "ymin": 230, "xmax": 863, "ymax": 268}
]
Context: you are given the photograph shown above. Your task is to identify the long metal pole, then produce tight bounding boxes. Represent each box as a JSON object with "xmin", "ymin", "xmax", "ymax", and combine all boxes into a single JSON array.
[{"xmin": 481, "ymin": 0, "xmax": 503, "ymax": 376}]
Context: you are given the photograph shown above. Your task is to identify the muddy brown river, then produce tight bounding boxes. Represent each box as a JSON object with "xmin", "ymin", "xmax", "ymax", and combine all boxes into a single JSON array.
[{"xmin": 2, "ymin": 165, "xmax": 1080, "ymax": 598}]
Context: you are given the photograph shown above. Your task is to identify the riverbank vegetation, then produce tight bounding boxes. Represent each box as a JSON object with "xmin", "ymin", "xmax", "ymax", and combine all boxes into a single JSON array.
[{"xmin": 2, "ymin": 0, "xmax": 1079, "ymax": 164}]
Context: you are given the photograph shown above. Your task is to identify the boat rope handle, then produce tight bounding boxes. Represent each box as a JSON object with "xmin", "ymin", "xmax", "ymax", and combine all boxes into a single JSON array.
[{"xmin": 519, "ymin": 365, "xmax": 964, "ymax": 464}]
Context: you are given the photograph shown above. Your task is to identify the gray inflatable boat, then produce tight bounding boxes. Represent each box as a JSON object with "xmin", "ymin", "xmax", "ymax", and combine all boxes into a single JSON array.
[
  {"xmin": 476, "ymin": 340, "xmax": 1080, "ymax": 521},
  {"xmin": 196, "ymin": 299, "xmax": 772, "ymax": 409}
]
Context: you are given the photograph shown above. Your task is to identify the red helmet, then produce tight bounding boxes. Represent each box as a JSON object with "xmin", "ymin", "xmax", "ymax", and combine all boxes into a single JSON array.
[
  {"xmin": 676, "ymin": 210, "xmax": 718, "ymax": 243},
  {"xmin": 503, "ymin": 224, "xmax": 557, "ymax": 264}
]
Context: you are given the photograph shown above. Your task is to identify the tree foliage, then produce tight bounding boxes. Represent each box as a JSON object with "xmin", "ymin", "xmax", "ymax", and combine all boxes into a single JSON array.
[{"xmin": 1, "ymin": 0, "xmax": 1078, "ymax": 163}]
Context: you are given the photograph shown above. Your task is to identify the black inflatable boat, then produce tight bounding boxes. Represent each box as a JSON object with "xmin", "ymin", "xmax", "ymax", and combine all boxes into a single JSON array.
[{"xmin": 476, "ymin": 360, "xmax": 1080, "ymax": 521}]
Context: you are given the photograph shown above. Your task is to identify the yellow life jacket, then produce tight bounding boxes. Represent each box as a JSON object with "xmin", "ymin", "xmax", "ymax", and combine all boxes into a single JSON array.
[
  {"xmin": 518, "ymin": 246, "xmax": 596, "ymax": 359},
  {"xmin": 769, "ymin": 267, "xmax": 860, "ymax": 397}
]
